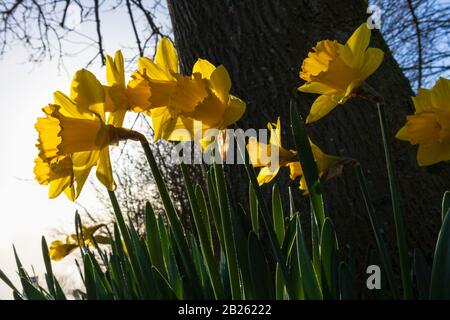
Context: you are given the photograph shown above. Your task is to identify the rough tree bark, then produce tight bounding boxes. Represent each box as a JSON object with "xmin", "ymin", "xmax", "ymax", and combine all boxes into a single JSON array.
[{"xmin": 167, "ymin": 0, "xmax": 449, "ymax": 263}]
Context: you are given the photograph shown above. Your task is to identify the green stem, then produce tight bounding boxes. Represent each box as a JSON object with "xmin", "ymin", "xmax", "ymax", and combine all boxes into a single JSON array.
[
  {"xmin": 354, "ymin": 165, "xmax": 399, "ymax": 299},
  {"xmin": 236, "ymin": 134, "xmax": 296, "ymax": 299},
  {"xmin": 180, "ymin": 162, "xmax": 226, "ymax": 299},
  {"xmin": 213, "ymin": 161, "xmax": 242, "ymax": 299},
  {"xmin": 108, "ymin": 190, "xmax": 133, "ymax": 254},
  {"xmin": 377, "ymin": 103, "xmax": 413, "ymax": 299},
  {"xmin": 138, "ymin": 137, "xmax": 201, "ymax": 293}
]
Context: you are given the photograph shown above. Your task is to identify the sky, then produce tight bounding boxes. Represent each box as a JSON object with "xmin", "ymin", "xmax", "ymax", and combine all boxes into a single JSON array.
[{"xmin": 0, "ymin": 5, "xmax": 170, "ymax": 299}]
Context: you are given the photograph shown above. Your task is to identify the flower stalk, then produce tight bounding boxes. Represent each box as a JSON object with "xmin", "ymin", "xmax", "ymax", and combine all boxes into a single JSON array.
[{"xmin": 358, "ymin": 85, "xmax": 413, "ymax": 299}]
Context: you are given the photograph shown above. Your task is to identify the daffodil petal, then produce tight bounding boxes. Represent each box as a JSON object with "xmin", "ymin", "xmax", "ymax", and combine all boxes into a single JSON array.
[
  {"xmin": 431, "ymin": 77, "xmax": 450, "ymax": 110},
  {"xmin": 360, "ymin": 48, "xmax": 384, "ymax": 81},
  {"xmin": 298, "ymin": 82, "xmax": 338, "ymax": 95},
  {"xmin": 221, "ymin": 95, "xmax": 246, "ymax": 128},
  {"xmin": 345, "ymin": 23, "xmax": 371, "ymax": 67},
  {"xmin": 96, "ymin": 147, "xmax": 115, "ymax": 191},
  {"xmin": 53, "ymin": 91, "xmax": 90, "ymax": 119},
  {"xmin": 210, "ymin": 65, "xmax": 231, "ymax": 103},
  {"xmin": 48, "ymin": 176, "xmax": 72, "ymax": 199},
  {"xmin": 289, "ymin": 162, "xmax": 303, "ymax": 180},
  {"xmin": 417, "ymin": 141, "xmax": 450, "ymax": 166},
  {"xmin": 155, "ymin": 37, "xmax": 179, "ymax": 75},
  {"xmin": 395, "ymin": 125, "xmax": 409, "ymax": 141},
  {"xmin": 106, "ymin": 51, "xmax": 125, "ymax": 87},
  {"xmin": 70, "ymin": 69, "xmax": 105, "ymax": 120},
  {"xmin": 306, "ymin": 95, "xmax": 339, "ymax": 123},
  {"xmin": 162, "ymin": 115, "xmax": 195, "ymax": 141},
  {"xmin": 138, "ymin": 57, "xmax": 173, "ymax": 81},
  {"xmin": 151, "ymin": 107, "xmax": 173, "ymax": 141},
  {"xmin": 192, "ymin": 59, "xmax": 216, "ymax": 79},
  {"xmin": 257, "ymin": 166, "xmax": 280, "ymax": 185},
  {"xmin": 107, "ymin": 109, "xmax": 127, "ymax": 128},
  {"xmin": 412, "ymin": 88, "xmax": 433, "ymax": 113}
]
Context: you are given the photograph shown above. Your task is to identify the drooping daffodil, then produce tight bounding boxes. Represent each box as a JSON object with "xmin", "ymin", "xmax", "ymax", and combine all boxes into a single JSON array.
[
  {"xmin": 288, "ymin": 143, "xmax": 340, "ymax": 194},
  {"xmin": 191, "ymin": 59, "xmax": 246, "ymax": 150},
  {"xmin": 246, "ymin": 118, "xmax": 297, "ymax": 185},
  {"xmin": 298, "ymin": 23, "xmax": 384, "ymax": 123},
  {"xmin": 134, "ymin": 37, "xmax": 209, "ymax": 141},
  {"xmin": 34, "ymin": 69, "xmax": 117, "ymax": 200},
  {"xmin": 49, "ymin": 224, "xmax": 110, "ymax": 261},
  {"xmin": 396, "ymin": 77, "xmax": 450, "ymax": 166},
  {"xmin": 247, "ymin": 118, "xmax": 340, "ymax": 193}
]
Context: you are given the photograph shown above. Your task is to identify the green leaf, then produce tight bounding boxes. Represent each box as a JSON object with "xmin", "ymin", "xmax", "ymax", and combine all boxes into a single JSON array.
[
  {"xmin": 290, "ymin": 99, "xmax": 325, "ymax": 227},
  {"xmin": 442, "ymin": 191, "xmax": 450, "ymax": 222},
  {"xmin": 320, "ymin": 218, "xmax": 338, "ymax": 299},
  {"xmin": 376, "ymin": 104, "xmax": 412, "ymax": 299},
  {"xmin": 414, "ymin": 248, "xmax": 430, "ymax": 300},
  {"xmin": 145, "ymin": 202, "xmax": 165, "ymax": 274},
  {"xmin": 430, "ymin": 206, "xmax": 450, "ymax": 299},
  {"xmin": 338, "ymin": 262, "xmax": 357, "ymax": 299},
  {"xmin": 355, "ymin": 164, "xmax": 399, "ymax": 299},
  {"xmin": 248, "ymin": 232, "xmax": 273, "ymax": 299},
  {"xmin": 310, "ymin": 201, "xmax": 321, "ymax": 288},
  {"xmin": 195, "ymin": 185, "xmax": 214, "ymax": 253},
  {"xmin": 213, "ymin": 161, "xmax": 242, "ymax": 299},
  {"xmin": 83, "ymin": 254, "xmax": 97, "ymax": 300},
  {"xmin": 181, "ymin": 163, "xmax": 225, "ymax": 299},
  {"xmin": 296, "ymin": 216, "xmax": 322, "ymax": 299},
  {"xmin": 235, "ymin": 132, "xmax": 295, "ymax": 299},
  {"xmin": 0, "ymin": 268, "xmax": 20, "ymax": 295},
  {"xmin": 249, "ymin": 183, "xmax": 259, "ymax": 237},
  {"xmin": 207, "ymin": 166, "xmax": 224, "ymax": 248},
  {"xmin": 41, "ymin": 236, "xmax": 56, "ymax": 298},
  {"xmin": 139, "ymin": 142, "xmax": 200, "ymax": 287},
  {"xmin": 272, "ymin": 184, "xmax": 285, "ymax": 244},
  {"xmin": 152, "ymin": 266, "xmax": 177, "ymax": 299}
]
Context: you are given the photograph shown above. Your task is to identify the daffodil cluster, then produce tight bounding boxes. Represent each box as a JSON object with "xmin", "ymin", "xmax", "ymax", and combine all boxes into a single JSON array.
[
  {"xmin": 34, "ymin": 37, "xmax": 246, "ymax": 201},
  {"xmin": 248, "ymin": 23, "xmax": 384, "ymax": 192}
]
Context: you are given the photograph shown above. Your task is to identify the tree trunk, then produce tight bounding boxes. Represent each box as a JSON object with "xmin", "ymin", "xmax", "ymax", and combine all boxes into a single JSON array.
[{"xmin": 167, "ymin": 0, "xmax": 449, "ymax": 262}]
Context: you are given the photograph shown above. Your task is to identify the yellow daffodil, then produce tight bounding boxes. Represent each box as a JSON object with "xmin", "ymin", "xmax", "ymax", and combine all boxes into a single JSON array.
[
  {"xmin": 34, "ymin": 156, "xmax": 76, "ymax": 200},
  {"xmin": 396, "ymin": 77, "xmax": 450, "ymax": 166},
  {"xmin": 191, "ymin": 59, "xmax": 246, "ymax": 149},
  {"xmin": 104, "ymin": 50, "xmax": 151, "ymax": 128},
  {"xmin": 246, "ymin": 118, "xmax": 297, "ymax": 185},
  {"xmin": 298, "ymin": 23, "xmax": 384, "ymax": 123},
  {"xmin": 288, "ymin": 143, "xmax": 340, "ymax": 194},
  {"xmin": 134, "ymin": 37, "xmax": 209, "ymax": 140},
  {"xmin": 35, "ymin": 69, "xmax": 116, "ymax": 200},
  {"xmin": 247, "ymin": 118, "xmax": 339, "ymax": 193},
  {"xmin": 49, "ymin": 224, "xmax": 110, "ymax": 261}
]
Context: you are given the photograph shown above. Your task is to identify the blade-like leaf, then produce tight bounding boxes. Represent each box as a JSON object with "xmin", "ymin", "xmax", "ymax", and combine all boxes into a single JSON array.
[
  {"xmin": 296, "ymin": 216, "xmax": 322, "ymax": 299},
  {"xmin": 430, "ymin": 207, "xmax": 450, "ymax": 299}
]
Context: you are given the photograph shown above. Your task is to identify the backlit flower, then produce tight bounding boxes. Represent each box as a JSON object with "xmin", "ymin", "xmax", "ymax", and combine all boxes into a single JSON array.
[
  {"xmin": 35, "ymin": 69, "xmax": 116, "ymax": 200},
  {"xmin": 247, "ymin": 118, "xmax": 339, "ymax": 193},
  {"xmin": 298, "ymin": 23, "xmax": 384, "ymax": 123},
  {"xmin": 104, "ymin": 50, "xmax": 151, "ymax": 128},
  {"xmin": 396, "ymin": 77, "xmax": 450, "ymax": 166},
  {"xmin": 134, "ymin": 37, "xmax": 209, "ymax": 140},
  {"xmin": 246, "ymin": 118, "xmax": 297, "ymax": 185},
  {"xmin": 49, "ymin": 224, "xmax": 110, "ymax": 261}
]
